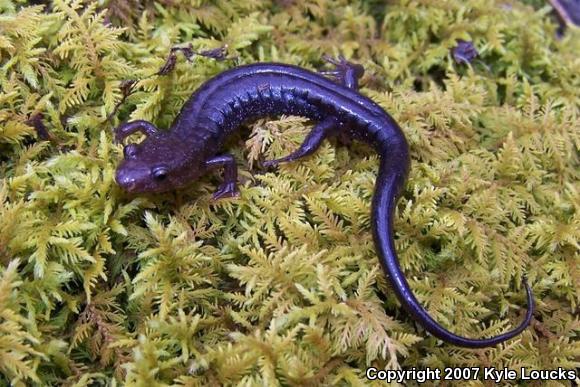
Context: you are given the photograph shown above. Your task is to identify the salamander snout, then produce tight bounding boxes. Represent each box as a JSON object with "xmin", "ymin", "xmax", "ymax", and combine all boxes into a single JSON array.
[
  {"xmin": 116, "ymin": 161, "xmax": 176, "ymax": 194},
  {"xmin": 115, "ymin": 167, "xmax": 139, "ymax": 193}
]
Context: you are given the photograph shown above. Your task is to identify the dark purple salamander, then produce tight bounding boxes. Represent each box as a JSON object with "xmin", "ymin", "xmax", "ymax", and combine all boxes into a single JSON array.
[{"xmin": 114, "ymin": 57, "xmax": 534, "ymax": 348}]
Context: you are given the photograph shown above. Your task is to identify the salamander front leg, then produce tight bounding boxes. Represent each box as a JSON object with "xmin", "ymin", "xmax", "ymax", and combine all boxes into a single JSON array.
[
  {"xmin": 320, "ymin": 55, "xmax": 364, "ymax": 90},
  {"xmin": 115, "ymin": 120, "xmax": 159, "ymax": 143},
  {"xmin": 263, "ymin": 117, "xmax": 338, "ymax": 167},
  {"xmin": 204, "ymin": 154, "xmax": 240, "ymax": 200}
]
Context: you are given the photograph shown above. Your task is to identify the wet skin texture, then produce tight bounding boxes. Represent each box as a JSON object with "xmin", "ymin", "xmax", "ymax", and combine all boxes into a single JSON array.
[{"xmin": 115, "ymin": 58, "xmax": 534, "ymax": 347}]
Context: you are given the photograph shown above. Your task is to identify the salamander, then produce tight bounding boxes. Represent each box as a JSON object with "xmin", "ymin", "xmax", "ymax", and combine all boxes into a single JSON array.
[{"xmin": 114, "ymin": 56, "xmax": 534, "ymax": 348}]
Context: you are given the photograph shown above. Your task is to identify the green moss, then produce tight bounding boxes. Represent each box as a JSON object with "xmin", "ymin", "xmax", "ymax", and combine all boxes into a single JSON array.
[{"xmin": 0, "ymin": 0, "xmax": 578, "ymax": 385}]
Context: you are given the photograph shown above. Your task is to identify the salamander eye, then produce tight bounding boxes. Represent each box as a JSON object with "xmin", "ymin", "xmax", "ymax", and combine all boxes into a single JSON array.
[
  {"xmin": 152, "ymin": 166, "xmax": 168, "ymax": 181},
  {"xmin": 124, "ymin": 144, "xmax": 138, "ymax": 159}
]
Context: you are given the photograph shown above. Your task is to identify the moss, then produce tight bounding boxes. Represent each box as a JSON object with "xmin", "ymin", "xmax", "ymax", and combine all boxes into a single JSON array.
[{"xmin": 0, "ymin": 0, "xmax": 578, "ymax": 385}]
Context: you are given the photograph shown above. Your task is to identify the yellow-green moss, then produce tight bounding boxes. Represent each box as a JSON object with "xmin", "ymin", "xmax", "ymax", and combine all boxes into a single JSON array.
[{"xmin": 0, "ymin": 0, "xmax": 578, "ymax": 385}]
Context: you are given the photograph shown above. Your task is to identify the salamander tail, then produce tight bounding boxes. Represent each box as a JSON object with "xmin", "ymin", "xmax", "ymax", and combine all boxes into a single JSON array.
[{"xmin": 372, "ymin": 155, "xmax": 534, "ymax": 348}]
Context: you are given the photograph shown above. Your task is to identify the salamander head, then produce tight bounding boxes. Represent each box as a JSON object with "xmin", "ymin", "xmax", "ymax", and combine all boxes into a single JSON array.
[{"xmin": 116, "ymin": 133, "xmax": 201, "ymax": 194}]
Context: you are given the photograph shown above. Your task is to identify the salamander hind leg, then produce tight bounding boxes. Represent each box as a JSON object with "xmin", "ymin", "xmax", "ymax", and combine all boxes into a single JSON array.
[
  {"xmin": 320, "ymin": 55, "xmax": 364, "ymax": 90},
  {"xmin": 263, "ymin": 117, "xmax": 338, "ymax": 167},
  {"xmin": 205, "ymin": 154, "xmax": 240, "ymax": 200}
]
